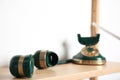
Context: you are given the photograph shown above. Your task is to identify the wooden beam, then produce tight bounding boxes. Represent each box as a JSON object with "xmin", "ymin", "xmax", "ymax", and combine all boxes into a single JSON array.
[{"xmin": 91, "ymin": 0, "xmax": 99, "ymax": 36}]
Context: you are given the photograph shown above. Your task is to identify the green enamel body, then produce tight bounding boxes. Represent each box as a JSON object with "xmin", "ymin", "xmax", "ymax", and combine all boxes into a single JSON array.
[{"xmin": 77, "ymin": 34, "xmax": 100, "ymax": 46}]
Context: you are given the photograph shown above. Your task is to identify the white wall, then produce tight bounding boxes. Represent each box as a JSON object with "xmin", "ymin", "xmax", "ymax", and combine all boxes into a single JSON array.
[{"xmin": 0, "ymin": 0, "xmax": 120, "ymax": 79}]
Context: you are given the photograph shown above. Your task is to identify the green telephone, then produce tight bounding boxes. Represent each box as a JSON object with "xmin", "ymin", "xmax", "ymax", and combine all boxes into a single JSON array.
[{"xmin": 72, "ymin": 34, "xmax": 106, "ymax": 65}]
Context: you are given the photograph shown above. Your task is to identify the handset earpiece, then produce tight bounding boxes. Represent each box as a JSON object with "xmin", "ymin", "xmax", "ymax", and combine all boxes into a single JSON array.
[
  {"xmin": 33, "ymin": 50, "xmax": 58, "ymax": 69},
  {"xmin": 9, "ymin": 54, "xmax": 34, "ymax": 78}
]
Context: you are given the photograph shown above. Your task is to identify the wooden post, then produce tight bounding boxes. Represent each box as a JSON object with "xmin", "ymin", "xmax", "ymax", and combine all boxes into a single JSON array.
[
  {"xmin": 91, "ymin": 0, "xmax": 99, "ymax": 36},
  {"xmin": 90, "ymin": 0, "xmax": 99, "ymax": 79},
  {"xmin": 91, "ymin": 0, "xmax": 99, "ymax": 49}
]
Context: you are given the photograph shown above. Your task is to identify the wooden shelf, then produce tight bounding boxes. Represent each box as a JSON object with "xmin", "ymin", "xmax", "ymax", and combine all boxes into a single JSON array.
[{"xmin": 0, "ymin": 62, "xmax": 120, "ymax": 80}]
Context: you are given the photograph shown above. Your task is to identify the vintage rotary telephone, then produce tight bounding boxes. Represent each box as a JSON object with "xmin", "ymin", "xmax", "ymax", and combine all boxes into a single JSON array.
[
  {"xmin": 72, "ymin": 34, "xmax": 106, "ymax": 65},
  {"xmin": 58, "ymin": 33, "xmax": 106, "ymax": 65}
]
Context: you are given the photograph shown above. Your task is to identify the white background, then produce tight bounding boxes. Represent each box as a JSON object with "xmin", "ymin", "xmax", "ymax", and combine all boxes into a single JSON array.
[{"xmin": 0, "ymin": 0, "xmax": 120, "ymax": 79}]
